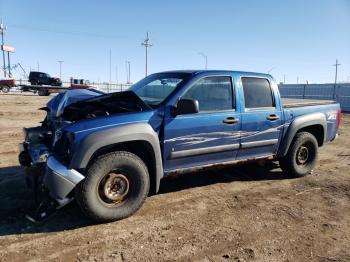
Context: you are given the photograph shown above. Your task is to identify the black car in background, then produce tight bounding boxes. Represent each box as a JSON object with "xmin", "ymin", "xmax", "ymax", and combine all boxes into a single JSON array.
[{"xmin": 29, "ymin": 71, "xmax": 62, "ymax": 86}]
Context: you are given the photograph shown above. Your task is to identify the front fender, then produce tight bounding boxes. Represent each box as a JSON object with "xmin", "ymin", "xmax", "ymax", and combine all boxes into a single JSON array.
[
  {"xmin": 69, "ymin": 122, "xmax": 163, "ymax": 191},
  {"xmin": 277, "ymin": 112, "xmax": 327, "ymax": 158}
]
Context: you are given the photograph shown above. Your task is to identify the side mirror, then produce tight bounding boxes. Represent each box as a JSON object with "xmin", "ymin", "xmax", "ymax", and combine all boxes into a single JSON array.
[{"xmin": 173, "ymin": 98, "xmax": 199, "ymax": 115}]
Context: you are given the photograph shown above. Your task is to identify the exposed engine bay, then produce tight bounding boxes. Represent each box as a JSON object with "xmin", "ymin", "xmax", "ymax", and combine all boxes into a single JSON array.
[{"xmin": 61, "ymin": 91, "xmax": 150, "ymax": 121}]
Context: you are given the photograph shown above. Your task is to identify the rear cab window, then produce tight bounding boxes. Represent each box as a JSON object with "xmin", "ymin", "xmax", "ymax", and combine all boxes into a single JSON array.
[{"xmin": 241, "ymin": 77, "xmax": 275, "ymax": 109}]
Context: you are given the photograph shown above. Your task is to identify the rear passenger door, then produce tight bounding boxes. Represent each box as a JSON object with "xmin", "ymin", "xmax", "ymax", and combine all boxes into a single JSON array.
[{"xmin": 237, "ymin": 77, "xmax": 283, "ymax": 159}]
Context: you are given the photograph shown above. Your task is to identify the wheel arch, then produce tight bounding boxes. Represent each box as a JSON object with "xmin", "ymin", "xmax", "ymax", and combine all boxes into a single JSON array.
[
  {"xmin": 69, "ymin": 123, "xmax": 163, "ymax": 193},
  {"xmin": 277, "ymin": 113, "xmax": 327, "ymax": 158},
  {"xmin": 86, "ymin": 140, "xmax": 159, "ymax": 194}
]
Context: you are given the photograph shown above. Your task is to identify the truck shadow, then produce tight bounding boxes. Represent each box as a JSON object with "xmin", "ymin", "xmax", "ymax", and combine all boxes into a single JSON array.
[
  {"xmin": 0, "ymin": 162, "xmax": 288, "ymax": 237},
  {"xmin": 157, "ymin": 161, "xmax": 287, "ymax": 195}
]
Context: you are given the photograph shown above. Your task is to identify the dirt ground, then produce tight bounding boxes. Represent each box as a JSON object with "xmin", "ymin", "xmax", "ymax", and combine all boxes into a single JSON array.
[{"xmin": 0, "ymin": 94, "xmax": 350, "ymax": 262}]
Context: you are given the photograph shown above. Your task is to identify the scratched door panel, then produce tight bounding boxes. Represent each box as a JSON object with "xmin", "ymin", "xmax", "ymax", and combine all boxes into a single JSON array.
[{"xmin": 163, "ymin": 111, "xmax": 241, "ymax": 172}]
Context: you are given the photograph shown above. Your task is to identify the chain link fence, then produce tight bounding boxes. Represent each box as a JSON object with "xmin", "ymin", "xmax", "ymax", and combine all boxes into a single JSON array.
[{"xmin": 4, "ymin": 79, "xmax": 132, "ymax": 94}]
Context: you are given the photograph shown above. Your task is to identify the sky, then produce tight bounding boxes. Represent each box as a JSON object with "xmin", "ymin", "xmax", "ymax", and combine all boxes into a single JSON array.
[{"xmin": 0, "ymin": 0, "xmax": 349, "ymax": 84}]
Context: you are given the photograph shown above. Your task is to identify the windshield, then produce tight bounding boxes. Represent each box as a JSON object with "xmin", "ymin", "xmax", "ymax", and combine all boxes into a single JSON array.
[{"xmin": 130, "ymin": 73, "xmax": 191, "ymax": 107}]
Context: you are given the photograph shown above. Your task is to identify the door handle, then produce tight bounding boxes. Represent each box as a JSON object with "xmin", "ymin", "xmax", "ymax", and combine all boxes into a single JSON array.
[
  {"xmin": 266, "ymin": 114, "xmax": 280, "ymax": 121},
  {"xmin": 223, "ymin": 117, "xmax": 239, "ymax": 124}
]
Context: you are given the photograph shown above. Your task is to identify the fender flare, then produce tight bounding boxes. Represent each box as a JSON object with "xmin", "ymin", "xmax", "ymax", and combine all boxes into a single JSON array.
[
  {"xmin": 277, "ymin": 112, "xmax": 327, "ymax": 158},
  {"xmin": 69, "ymin": 123, "xmax": 163, "ymax": 192}
]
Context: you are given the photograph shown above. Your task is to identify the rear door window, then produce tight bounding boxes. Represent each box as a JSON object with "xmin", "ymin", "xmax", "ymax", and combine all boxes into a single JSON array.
[{"xmin": 242, "ymin": 77, "xmax": 274, "ymax": 109}]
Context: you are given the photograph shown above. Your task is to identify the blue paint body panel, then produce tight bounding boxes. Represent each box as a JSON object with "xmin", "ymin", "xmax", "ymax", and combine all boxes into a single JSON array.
[{"xmin": 57, "ymin": 70, "xmax": 340, "ymax": 175}]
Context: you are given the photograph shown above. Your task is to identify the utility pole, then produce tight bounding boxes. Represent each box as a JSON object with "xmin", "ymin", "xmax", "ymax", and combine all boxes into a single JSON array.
[
  {"xmin": 198, "ymin": 52, "xmax": 207, "ymax": 69},
  {"xmin": 141, "ymin": 32, "xmax": 152, "ymax": 77},
  {"xmin": 7, "ymin": 51, "xmax": 11, "ymax": 77},
  {"xmin": 115, "ymin": 65, "xmax": 118, "ymax": 84},
  {"xmin": 37, "ymin": 61, "xmax": 39, "ymax": 71},
  {"xmin": 0, "ymin": 20, "xmax": 7, "ymax": 77},
  {"xmin": 125, "ymin": 61, "xmax": 131, "ymax": 84},
  {"xmin": 128, "ymin": 61, "xmax": 131, "ymax": 83},
  {"xmin": 283, "ymin": 74, "xmax": 286, "ymax": 84},
  {"xmin": 57, "ymin": 60, "xmax": 64, "ymax": 79},
  {"xmin": 108, "ymin": 49, "xmax": 112, "ymax": 93},
  {"xmin": 297, "ymin": 76, "xmax": 299, "ymax": 84},
  {"xmin": 333, "ymin": 59, "xmax": 341, "ymax": 85}
]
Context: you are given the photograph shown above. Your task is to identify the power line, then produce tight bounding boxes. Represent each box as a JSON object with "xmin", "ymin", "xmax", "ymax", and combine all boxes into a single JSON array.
[
  {"xmin": 141, "ymin": 32, "xmax": 152, "ymax": 77},
  {"xmin": 267, "ymin": 67, "xmax": 275, "ymax": 73},
  {"xmin": 9, "ymin": 24, "xmax": 128, "ymax": 39}
]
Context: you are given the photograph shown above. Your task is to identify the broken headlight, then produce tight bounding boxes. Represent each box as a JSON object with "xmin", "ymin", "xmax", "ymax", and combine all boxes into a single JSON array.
[{"xmin": 52, "ymin": 130, "xmax": 75, "ymax": 165}]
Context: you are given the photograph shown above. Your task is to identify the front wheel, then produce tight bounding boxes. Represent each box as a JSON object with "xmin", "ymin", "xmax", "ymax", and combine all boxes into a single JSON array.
[
  {"xmin": 279, "ymin": 132, "xmax": 318, "ymax": 178},
  {"xmin": 1, "ymin": 86, "xmax": 10, "ymax": 93},
  {"xmin": 75, "ymin": 151, "xmax": 150, "ymax": 223}
]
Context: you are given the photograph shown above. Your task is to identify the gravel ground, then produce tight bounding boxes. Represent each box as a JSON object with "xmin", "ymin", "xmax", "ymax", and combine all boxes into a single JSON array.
[{"xmin": 0, "ymin": 94, "xmax": 349, "ymax": 262}]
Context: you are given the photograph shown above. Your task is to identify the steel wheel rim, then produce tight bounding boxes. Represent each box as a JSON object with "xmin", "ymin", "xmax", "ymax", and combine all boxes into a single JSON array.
[
  {"xmin": 296, "ymin": 145, "xmax": 309, "ymax": 165},
  {"xmin": 97, "ymin": 172, "xmax": 130, "ymax": 207}
]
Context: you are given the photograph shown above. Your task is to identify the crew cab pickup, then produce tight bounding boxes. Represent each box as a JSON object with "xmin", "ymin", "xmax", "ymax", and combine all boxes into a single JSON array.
[{"xmin": 19, "ymin": 70, "xmax": 341, "ymax": 222}]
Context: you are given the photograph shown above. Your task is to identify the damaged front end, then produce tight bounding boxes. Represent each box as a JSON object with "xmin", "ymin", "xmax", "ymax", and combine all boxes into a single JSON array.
[
  {"xmin": 18, "ymin": 89, "xmax": 104, "ymax": 221},
  {"xmin": 19, "ymin": 126, "xmax": 52, "ymax": 195},
  {"xmin": 19, "ymin": 89, "xmax": 152, "ymax": 222}
]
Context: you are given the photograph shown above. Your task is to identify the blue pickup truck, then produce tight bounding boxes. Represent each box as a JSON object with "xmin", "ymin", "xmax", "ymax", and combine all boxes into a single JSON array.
[{"xmin": 19, "ymin": 70, "xmax": 341, "ymax": 222}]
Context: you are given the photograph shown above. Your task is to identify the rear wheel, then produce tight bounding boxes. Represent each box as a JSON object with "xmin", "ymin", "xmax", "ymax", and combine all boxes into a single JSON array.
[
  {"xmin": 279, "ymin": 132, "xmax": 318, "ymax": 177},
  {"xmin": 75, "ymin": 151, "xmax": 150, "ymax": 223}
]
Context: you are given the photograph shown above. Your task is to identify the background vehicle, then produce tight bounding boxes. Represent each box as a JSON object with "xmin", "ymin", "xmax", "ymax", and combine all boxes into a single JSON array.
[
  {"xmin": 19, "ymin": 70, "xmax": 341, "ymax": 223},
  {"xmin": 29, "ymin": 71, "xmax": 62, "ymax": 86},
  {"xmin": 20, "ymin": 77, "xmax": 95, "ymax": 96},
  {"xmin": 69, "ymin": 78, "xmax": 93, "ymax": 89},
  {"xmin": 0, "ymin": 78, "xmax": 16, "ymax": 93}
]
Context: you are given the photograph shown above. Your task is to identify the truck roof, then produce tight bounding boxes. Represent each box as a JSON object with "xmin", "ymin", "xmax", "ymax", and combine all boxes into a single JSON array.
[{"xmin": 157, "ymin": 70, "xmax": 272, "ymax": 78}]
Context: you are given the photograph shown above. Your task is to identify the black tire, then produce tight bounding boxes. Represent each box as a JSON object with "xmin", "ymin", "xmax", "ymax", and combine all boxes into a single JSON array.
[
  {"xmin": 279, "ymin": 132, "xmax": 318, "ymax": 178},
  {"xmin": 18, "ymin": 151, "xmax": 31, "ymax": 166},
  {"xmin": 38, "ymin": 89, "xmax": 49, "ymax": 96},
  {"xmin": 75, "ymin": 151, "xmax": 150, "ymax": 223},
  {"xmin": 1, "ymin": 86, "xmax": 10, "ymax": 93}
]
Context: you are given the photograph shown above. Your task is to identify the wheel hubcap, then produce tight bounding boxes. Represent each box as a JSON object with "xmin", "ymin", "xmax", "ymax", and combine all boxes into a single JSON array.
[
  {"xmin": 297, "ymin": 146, "xmax": 309, "ymax": 165},
  {"xmin": 98, "ymin": 173, "xmax": 130, "ymax": 206}
]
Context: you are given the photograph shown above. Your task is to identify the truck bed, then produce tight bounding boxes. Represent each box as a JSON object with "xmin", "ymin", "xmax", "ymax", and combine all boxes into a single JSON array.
[{"xmin": 282, "ymin": 98, "xmax": 336, "ymax": 108}]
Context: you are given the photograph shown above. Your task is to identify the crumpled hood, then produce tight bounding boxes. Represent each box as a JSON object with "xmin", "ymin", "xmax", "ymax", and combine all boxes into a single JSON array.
[
  {"xmin": 60, "ymin": 91, "xmax": 151, "ymax": 122},
  {"xmin": 46, "ymin": 89, "xmax": 104, "ymax": 118}
]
